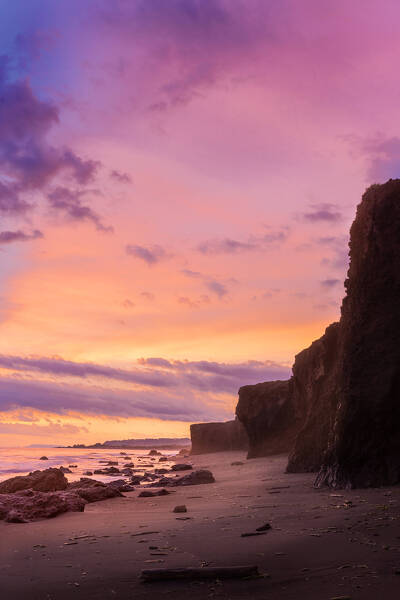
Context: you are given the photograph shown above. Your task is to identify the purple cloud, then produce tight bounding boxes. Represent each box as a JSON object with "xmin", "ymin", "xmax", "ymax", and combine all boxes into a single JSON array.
[
  {"xmin": 126, "ymin": 244, "xmax": 167, "ymax": 265},
  {"xmin": 0, "ymin": 353, "xmax": 291, "ymax": 421},
  {"xmin": 47, "ymin": 187, "xmax": 112, "ymax": 232},
  {"xmin": 206, "ymin": 279, "xmax": 228, "ymax": 298},
  {"xmin": 302, "ymin": 203, "xmax": 342, "ymax": 223},
  {"xmin": 197, "ymin": 230, "xmax": 288, "ymax": 255},
  {"xmin": 320, "ymin": 278, "xmax": 341, "ymax": 288},
  {"xmin": 0, "ymin": 56, "xmax": 104, "ymax": 228},
  {"xmin": 110, "ymin": 169, "xmax": 132, "ymax": 183},
  {"xmin": 362, "ymin": 136, "xmax": 400, "ymax": 182},
  {"xmin": 0, "ymin": 229, "xmax": 43, "ymax": 244}
]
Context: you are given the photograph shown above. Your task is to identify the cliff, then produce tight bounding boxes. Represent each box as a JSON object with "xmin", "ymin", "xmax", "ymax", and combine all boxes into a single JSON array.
[
  {"xmin": 235, "ymin": 380, "xmax": 295, "ymax": 458},
  {"xmin": 315, "ymin": 180, "xmax": 400, "ymax": 488},
  {"xmin": 190, "ymin": 419, "xmax": 248, "ymax": 455},
  {"xmin": 235, "ymin": 180, "xmax": 400, "ymax": 488}
]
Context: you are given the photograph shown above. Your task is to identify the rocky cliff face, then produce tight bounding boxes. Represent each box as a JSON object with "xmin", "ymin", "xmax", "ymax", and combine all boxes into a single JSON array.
[
  {"xmin": 235, "ymin": 380, "xmax": 295, "ymax": 458},
  {"xmin": 235, "ymin": 180, "xmax": 400, "ymax": 488},
  {"xmin": 190, "ymin": 418, "xmax": 248, "ymax": 454},
  {"xmin": 315, "ymin": 181, "xmax": 400, "ymax": 488},
  {"xmin": 286, "ymin": 322, "xmax": 340, "ymax": 473}
]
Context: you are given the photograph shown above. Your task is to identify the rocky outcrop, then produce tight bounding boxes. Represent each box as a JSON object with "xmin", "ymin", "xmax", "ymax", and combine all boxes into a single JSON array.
[
  {"xmin": 0, "ymin": 490, "xmax": 86, "ymax": 523},
  {"xmin": 286, "ymin": 322, "xmax": 340, "ymax": 473},
  {"xmin": 314, "ymin": 181, "xmax": 400, "ymax": 488},
  {"xmin": 190, "ymin": 418, "xmax": 248, "ymax": 454},
  {"xmin": 0, "ymin": 468, "xmax": 68, "ymax": 494},
  {"xmin": 236, "ymin": 380, "xmax": 295, "ymax": 458}
]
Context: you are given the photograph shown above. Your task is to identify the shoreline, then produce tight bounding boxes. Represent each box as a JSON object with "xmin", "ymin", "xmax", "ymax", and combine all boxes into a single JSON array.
[{"xmin": 1, "ymin": 451, "xmax": 400, "ymax": 599}]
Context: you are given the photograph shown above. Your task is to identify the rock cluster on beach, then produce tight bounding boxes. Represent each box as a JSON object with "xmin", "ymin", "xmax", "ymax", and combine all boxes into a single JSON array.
[
  {"xmin": 190, "ymin": 418, "xmax": 248, "ymax": 455},
  {"xmin": 195, "ymin": 181, "xmax": 400, "ymax": 489}
]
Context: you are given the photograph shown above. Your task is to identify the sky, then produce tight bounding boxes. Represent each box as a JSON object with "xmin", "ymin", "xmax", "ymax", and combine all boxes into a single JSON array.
[{"xmin": 0, "ymin": 0, "xmax": 399, "ymax": 446}]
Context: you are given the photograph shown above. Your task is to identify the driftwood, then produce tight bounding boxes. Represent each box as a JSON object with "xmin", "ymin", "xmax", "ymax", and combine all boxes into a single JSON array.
[{"xmin": 141, "ymin": 565, "xmax": 259, "ymax": 582}]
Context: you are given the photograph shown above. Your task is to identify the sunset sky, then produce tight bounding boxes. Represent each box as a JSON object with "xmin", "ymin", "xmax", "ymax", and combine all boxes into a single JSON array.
[{"xmin": 0, "ymin": 0, "xmax": 399, "ymax": 446}]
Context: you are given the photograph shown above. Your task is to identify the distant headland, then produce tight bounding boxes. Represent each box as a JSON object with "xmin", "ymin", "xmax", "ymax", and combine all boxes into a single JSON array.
[{"xmin": 61, "ymin": 437, "xmax": 191, "ymax": 450}]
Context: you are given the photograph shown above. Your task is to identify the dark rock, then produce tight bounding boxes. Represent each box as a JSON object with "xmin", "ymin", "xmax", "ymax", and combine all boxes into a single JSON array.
[
  {"xmin": 148, "ymin": 449, "xmax": 162, "ymax": 456},
  {"xmin": 107, "ymin": 479, "xmax": 135, "ymax": 492},
  {"xmin": 67, "ymin": 479, "xmax": 123, "ymax": 502},
  {"xmin": 60, "ymin": 466, "xmax": 73, "ymax": 474},
  {"xmin": 170, "ymin": 469, "xmax": 215, "ymax": 486},
  {"xmin": 173, "ymin": 505, "xmax": 187, "ymax": 513},
  {"xmin": 231, "ymin": 461, "xmax": 244, "ymax": 466},
  {"xmin": 0, "ymin": 468, "xmax": 68, "ymax": 494},
  {"xmin": 158, "ymin": 457, "xmax": 168, "ymax": 462},
  {"xmin": 155, "ymin": 468, "xmax": 168, "ymax": 474},
  {"xmin": 39, "ymin": 456, "xmax": 48, "ymax": 460},
  {"xmin": 190, "ymin": 418, "xmax": 248, "ymax": 455},
  {"xmin": 83, "ymin": 471, "xmax": 93, "ymax": 476},
  {"xmin": 236, "ymin": 381, "xmax": 295, "ymax": 458},
  {"xmin": 138, "ymin": 489, "xmax": 170, "ymax": 497},
  {"xmin": 124, "ymin": 462, "xmax": 134, "ymax": 467},
  {"xmin": 130, "ymin": 475, "xmax": 145, "ymax": 484},
  {"xmin": 106, "ymin": 461, "xmax": 118, "ymax": 466},
  {"xmin": 0, "ymin": 490, "xmax": 86, "ymax": 522},
  {"xmin": 93, "ymin": 466, "xmax": 120, "ymax": 475},
  {"xmin": 171, "ymin": 463, "xmax": 192, "ymax": 472}
]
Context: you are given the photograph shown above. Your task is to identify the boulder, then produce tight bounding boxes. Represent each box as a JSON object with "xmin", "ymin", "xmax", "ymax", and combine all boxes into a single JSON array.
[
  {"xmin": 0, "ymin": 490, "xmax": 86, "ymax": 523},
  {"xmin": 67, "ymin": 478, "xmax": 123, "ymax": 502},
  {"xmin": 0, "ymin": 468, "xmax": 68, "ymax": 494},
  {"xmin": 60, "ymin": 466, "xmax": 73, "ymax": 474},
  {"xmin": 173, "ymin": 505, "xmax": 187, "ymax": 513},
  {"xmin": 236, "ymin": 381, "xmax": 294, "ymax": 458},
  {"xmin": 167, "ymin": 469, "xmax": 215, "ymax": 486},
  {"xmin": 39, "ymin": 456, "xmax": 48, "ymax": 460},
  {"xmin": 148, "ymin": 449, "xmax": 162, "ymax": 456},
  {"xmin": 158, "ymin": 457, "xmax": 168, "ymax": 462},
  {"xmin": 190, "ymin": 418, "xmax": 248, "ymax": 455},
  {"xmin": 171, "ymin": 463, "xmax": 192, "ymax": 472},
  {"xmin": 107, "ymin": 479, "xmax": 135, "ymax": 492},
  {"xmin": 138, "ymin": 489, "xmax": 169, "ymax": 497}
]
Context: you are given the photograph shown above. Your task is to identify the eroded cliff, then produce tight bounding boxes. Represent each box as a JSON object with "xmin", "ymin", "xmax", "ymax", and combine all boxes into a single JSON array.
[{"xmin": 190, "ymin": 418, "xmax": 248, "ymax": 454}]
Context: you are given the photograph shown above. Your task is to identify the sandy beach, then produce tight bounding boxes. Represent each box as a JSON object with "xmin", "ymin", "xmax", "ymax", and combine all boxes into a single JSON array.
[{"xmin": 1, "ymin": 452, "xmax": 400, "ymax": 600}]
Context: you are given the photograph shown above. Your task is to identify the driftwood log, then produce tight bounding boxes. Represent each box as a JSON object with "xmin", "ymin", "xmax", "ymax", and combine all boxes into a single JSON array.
[{"xmin": 141, "ymin": 565, "xmax": 259, "ymax": 582}]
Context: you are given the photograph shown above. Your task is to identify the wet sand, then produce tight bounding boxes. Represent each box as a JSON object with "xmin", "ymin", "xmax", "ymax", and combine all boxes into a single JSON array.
[{"xmin": 1, "ymin": 452, "xmax": 400, "ymax": 599}]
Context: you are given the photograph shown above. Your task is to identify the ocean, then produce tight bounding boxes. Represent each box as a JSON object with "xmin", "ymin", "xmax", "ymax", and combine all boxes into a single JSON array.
[{"xmin": 0, "ymin": 446, "xmax": 180, "ymax": 484}]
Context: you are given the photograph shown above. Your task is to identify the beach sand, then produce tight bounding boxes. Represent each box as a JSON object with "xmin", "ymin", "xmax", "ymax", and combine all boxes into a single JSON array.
[{"xmin": 1, "ymin": 452, "xmax": 400, "ymax": 599}]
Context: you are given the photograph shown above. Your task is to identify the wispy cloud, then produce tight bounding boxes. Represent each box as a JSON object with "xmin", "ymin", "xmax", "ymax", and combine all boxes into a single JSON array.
[
  {"xmin": 0, "ymin": 229, "xmax": 43, "ymax": 244},
  {"xmin": 126, "ymin": 244, "xmax": 168, "ymax": 265},
  {"xmin": 301, "ymin": 203, "xmax": 342, "ymax": 223}
]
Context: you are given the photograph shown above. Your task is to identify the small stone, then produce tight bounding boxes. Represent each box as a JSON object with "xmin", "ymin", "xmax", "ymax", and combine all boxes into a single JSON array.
[{"xmin": 173, "ymin": 505, "xmax": 187, "ymax": 513}]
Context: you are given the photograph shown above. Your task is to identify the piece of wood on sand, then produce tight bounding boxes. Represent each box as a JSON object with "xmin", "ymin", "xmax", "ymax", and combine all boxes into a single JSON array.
[{"xmin": 141, "ymin": 565, "xmax": 259, "ymax": 582}]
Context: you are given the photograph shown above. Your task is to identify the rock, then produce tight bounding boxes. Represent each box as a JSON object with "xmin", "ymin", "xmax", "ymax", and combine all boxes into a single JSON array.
[
  {"xmin": 155, "ymin": 468, "xmax": 168, "ymax": 474},
  {"xmin": 0, "ymin": 468, "xmax": 68, "ymax": 494},
  {"xmin": 178, "ymin": 448, "xmax": 190, "ymax": 456},
  {"xmin": 130, "ymin": 475, "xmax": 145, "ymax": 485},
  {"xmin": 190, "ymin": 419, "xmax": 248, "ymax": 455},
  {"xmin": 123, "ymin": 456, "xmax": 132, "ymax": 460},
  {"xmin": 68, "ymin": 465, "xmax": 77, "ymax": 468},
  {"xmin": 39, "ymin": 456, "xmax": 48, "ymax": 460},
  {"xmin": 158, "ymin": 457, "xmax": 168, "ymax": 462},
  {"xmin": 93, "ymin": 466, "xmax": 120, "ymax": 475},
  {"xmin": 124, "ymin": 462, "xmax": 134, "ymax": 467},
  {"xmin": 107, "ymin": 479, "xmax": 135, "ymax": 492},
  {"xmin": 138, "ymin": 489, "xmax": 170, "ymax": 498},
  {"xmin": 67, "ymin": 479, "xmax": 123, "ymax": 502},
  {"xmin": 0, "ymin": 490, "xmax": 86, "ymax": 522},
  {"xmin": 148, "ymin": 449, "xmax": 162, "ymax": 456},
  {"xmin": 120, "ymin": 452, "xmax": 127, "ymax": 455},
  {"xmin": 60, "ymin": 466, "xmax": 73, "ymax": 474},
  {"xmin": 231, "ymin": 461, "xmax": 244, "ymax": 466},
  {"xmin": 171, "ymin": 463, "xmax": 193, "ymax": 472},
  {"xmin": 236, "ymin": 381, "xmax": 295, "ymax": 458},
  {"xmin": 83, "ymin": 471, "xmax": 93, "ymax": 476},
  {"xmin": 173, "ymin": 505, "xmax": 187, "ymax": 513},
  {"xmin": 106, "ymin": 461, "xmax": 118, "ymax": 465},
  {"xmin": 256, "ymin": 523, "xmax": 272, "ymax": 531},
  {"xmin": 171, "ymin": 469, "xmax": 215, "ymax": 486}
]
